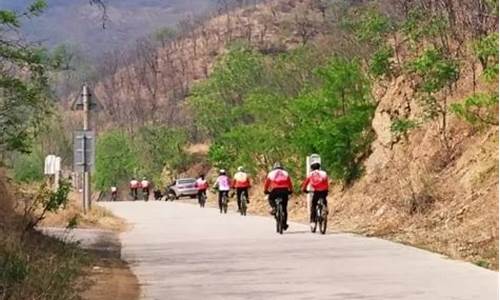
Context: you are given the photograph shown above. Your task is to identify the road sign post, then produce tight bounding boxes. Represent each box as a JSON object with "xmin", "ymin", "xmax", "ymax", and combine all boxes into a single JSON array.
[{"xmin": 72, "ymin": 84, "xmax": 100, "ymax": 214}]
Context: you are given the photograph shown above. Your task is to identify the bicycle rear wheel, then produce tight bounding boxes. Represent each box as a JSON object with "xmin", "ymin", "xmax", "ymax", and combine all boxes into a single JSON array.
[
  {"xmin": 223, "ymin": 195, "xmax": 228, "ymax": 214},
  {"xmin": 240, "ymin": 194, "xmax": 247, "ymax": 216},
  {"xmin": 319, "ymin": 200, "xmax": 328, "ymax": 234},
  {"xmin": 276, "ymin": 204, "xmax": 284, "ymax": 234}
]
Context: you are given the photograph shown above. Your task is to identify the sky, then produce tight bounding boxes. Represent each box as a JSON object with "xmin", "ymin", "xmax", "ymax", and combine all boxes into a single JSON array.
[{"xmin": 0, "ymin": 0, "xmax": 215, "ymax": 58}]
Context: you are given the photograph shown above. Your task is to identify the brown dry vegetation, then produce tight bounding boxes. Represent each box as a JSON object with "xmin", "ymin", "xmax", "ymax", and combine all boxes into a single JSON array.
[
  {"xmin": 0, "ymin": 172, "xmax": 139, "ymax": 299},
  {"xmin": 41, "ymin": 192, "xmax": 125, "ymax": 231},
  {"xmin": 0, "ymin": 173, "xmax": 88, "ymax": 299},
  {"xmin": 91, "ymin": 0, "xmax": 327, "ymax": 132}
]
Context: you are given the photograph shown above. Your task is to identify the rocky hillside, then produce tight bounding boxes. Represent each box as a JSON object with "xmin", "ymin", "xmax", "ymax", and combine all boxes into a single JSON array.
[{"xmin": 330, "ymin": 72, "xmax": 498, "ymax": 268}]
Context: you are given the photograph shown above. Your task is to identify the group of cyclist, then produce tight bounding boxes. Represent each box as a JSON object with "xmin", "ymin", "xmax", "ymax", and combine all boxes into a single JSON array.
[
  {"xmin": 128, "ymin": 177, "xmax": 152, "ymax": 200},
  {"xmin": 197, "ymin": 160, "xmax": 330, "ymax": 231}
]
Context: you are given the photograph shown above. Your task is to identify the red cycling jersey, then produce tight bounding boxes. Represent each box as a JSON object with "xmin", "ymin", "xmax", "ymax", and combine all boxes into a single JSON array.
[
  {"xmin": 195, "ymin": 178, "xmax": 209, "ymax": 190},
  {"xmin": 264, "ymin": 169, "xmax": 293, "ymax": 192},
  {"xmin": 301, "ymin": 170, "xmax": 329, "ymax": 192},
  {"xmin": 232, "ymin": 171, "xmax": 251, "ymax": 188}
]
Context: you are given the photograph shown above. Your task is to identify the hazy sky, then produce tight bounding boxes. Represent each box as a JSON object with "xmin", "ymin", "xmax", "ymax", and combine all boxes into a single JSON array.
[{"xmin": 1, "ymin": 0, "xmax": 215, "ymax": 58}]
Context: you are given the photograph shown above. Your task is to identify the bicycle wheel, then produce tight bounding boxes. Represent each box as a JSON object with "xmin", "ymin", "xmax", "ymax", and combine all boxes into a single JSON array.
[
  {"xmin": 240, "ymin": 194, "xmax": 247, "ymax": 216},
  {"xmin": 311, "ymin": 204, "xmax": 318, "ymax": 233},
  {"xmin": 319, "ymin": 201, "xmax": 328, "ymax": 234},
  {"xmin": 276, "ymin": 203, "xmax": 284, "ymax": 234},
  {"xmin": 223, "ymin": 195, "xmax": 228, "ymax": 214}
]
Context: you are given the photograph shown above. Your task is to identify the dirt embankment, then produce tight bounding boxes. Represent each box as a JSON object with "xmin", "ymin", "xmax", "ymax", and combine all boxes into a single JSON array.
[
  {"xmin": 42, "ymin": 192, "xmax": 140, "ymax": 300},
  {"xmin": 0, "ymin": 176, "xmax": 140, "ymax": 300}
]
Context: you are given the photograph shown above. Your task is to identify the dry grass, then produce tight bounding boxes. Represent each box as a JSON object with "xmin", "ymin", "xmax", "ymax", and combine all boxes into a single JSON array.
[{"xmin": 41, "ymin": 192, "xmax": 125, "ymax": 232}]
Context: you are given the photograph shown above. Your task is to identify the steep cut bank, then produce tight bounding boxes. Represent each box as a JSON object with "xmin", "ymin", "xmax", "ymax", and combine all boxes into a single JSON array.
[{"xmin": 328, "ymin": 74, "xmax": 498, "ymax": 269}]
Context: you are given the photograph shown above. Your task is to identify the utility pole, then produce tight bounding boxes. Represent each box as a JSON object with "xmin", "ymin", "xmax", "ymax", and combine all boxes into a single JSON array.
[
  {"xmin": 82, "ymin": 84, "xmax": 91, "ymax": 213},
  {"xmin": 72, "ymin": 83, "xmax": 100, "ymax": 214}
]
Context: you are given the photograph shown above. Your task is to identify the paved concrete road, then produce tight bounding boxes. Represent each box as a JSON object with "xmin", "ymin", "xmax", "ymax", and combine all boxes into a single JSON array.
[{"xmin": 101, "ymin": 201, "xmax": 498, "ymax": 300}]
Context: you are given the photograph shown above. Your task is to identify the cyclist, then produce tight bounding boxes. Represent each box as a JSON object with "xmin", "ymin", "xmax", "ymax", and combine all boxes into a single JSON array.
[
  {"xmin": 110, "ymin": 185, "xmax": 118, "ymax": 201},
  {"xmin": 129, "ymin": 177, "xmax": 139, "ymax": 200},
  {"xmin": 232, "ymin": 166, "xmax": 251, "ymax": 212},
  {"xmin": 141, "ymin": 177, "xmax": 150, "ymax": 201},
  {"xmin": 153, "ymin": 188, "xmax": 163, "ymax": 200},
  {"xmin": 264, "ymin": 162, "xmax": 293, "ymax": 231},
  {"xmin": 301, "ymin": 162, "xmax": 329, "ymax": 229},
  {"xmin": 195, "ymin": 174, "xmax": 209, "ymax": 205},
  {"xmin": 213, "ymin": 169, "xmax": 231, "ymax": 213}
]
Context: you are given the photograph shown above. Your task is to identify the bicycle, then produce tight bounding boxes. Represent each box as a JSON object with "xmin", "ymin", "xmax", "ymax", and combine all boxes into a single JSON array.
[
  {"xmin": 143, "ymin": 188, "xmax": 150, "ymax": 201},
  {"xmin": 198, "ymin": 192, "xmax": 207, "ymax": 208},
  {"xmin": 310, "ymin": 195, "xmax": 328, "ymax": 234},
  {"xmin": 274, "ymin": 197, "xmax": 285, "ymax": 234},
  {"xmin": 220, "ymin": 191, "xmax": 228, "ymax": 214},
  {"xmin": 239, "ymin": 193, "xmax": 248, "ymax": 216}
]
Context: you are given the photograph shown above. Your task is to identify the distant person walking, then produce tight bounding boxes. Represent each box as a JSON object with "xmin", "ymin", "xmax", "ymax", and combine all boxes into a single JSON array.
[{"xmin": 130, "ymin": 177, "xmax": 139, "ymax": 200}]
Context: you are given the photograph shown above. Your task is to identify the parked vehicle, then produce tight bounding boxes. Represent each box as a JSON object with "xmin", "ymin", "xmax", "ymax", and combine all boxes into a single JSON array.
[{"xmin": 166, "ymin": 178, "xmax": 198, "ymax": 200}]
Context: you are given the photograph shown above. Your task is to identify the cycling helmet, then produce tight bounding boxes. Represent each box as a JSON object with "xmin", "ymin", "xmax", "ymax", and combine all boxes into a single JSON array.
[
  {"xmin": 272, "ymin": 162, "xmax": 283, "ymax": 170},
  {"xmin": 237, "ymin": 166, "xmax": 244, "ymax": 172},
  {"xmin": 219, "ymin": 169, "xmax": 226, "ymax": 174},
  {"xmin": 310, "ymin": 162, "xmax": 321, "ymax": 170}
]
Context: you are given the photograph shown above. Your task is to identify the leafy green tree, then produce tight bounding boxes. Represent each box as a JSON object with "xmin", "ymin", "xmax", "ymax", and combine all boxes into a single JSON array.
[
  {"xmin": 12, "ymin": 150, "xmax": 44, "ymax": 183},
  {"xmin": 452, "ymin": 32, "xmax": 499, "ymax": 127},
  {"xmin": 135, "ymin": 126, "xmax": 188, "ymax": 183},
  {"xmin": 0, "ymin": 0, "xmax": 52, "ymax": 154},
  {"xmin": 290, "ymin": 57, "xmax": 374, "ymax": 183},
  {"xmin": 451, "ymin": 93, "xmax": 498, "ymax": 127},
  {"xmin": 407, "ymin": 48, "xmax": 459, "ymax": 146},
  {"xmin": 94, "ymin": 130, "xmax": 138, "ymax": 191},
  {"xmin": 473, "ymin": 32, "xmax": 499, "ymax": 81},
  {"xmin": 189, "ymin": 45, "xmax": 265, "ymax": 138},
  {"xmin": 344, "ymin": 8, "xmax": 396, "ymax": 77}
]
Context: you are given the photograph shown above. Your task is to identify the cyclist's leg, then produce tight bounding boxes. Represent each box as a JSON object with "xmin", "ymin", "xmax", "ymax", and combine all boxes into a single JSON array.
[
  {"xmin": 244, "ymin": 188, "xmax": 249, "ymax": 203},
  {"xmin": 236, "ymin": 188, "xmax": 242, "ymax": 210},
  {"xmin": 197, "ymin": 190, "xmax": 202, "ymax": 203},
  {"xmin": 218, "ymin": 192, "xmax": 223, "ymax": 210},
  {"xmin": 281, "ymin": 191, "xmax": 289, "ymax": 226},
  {"xmin": 311, "ymin": 192, "xmax": 320, "ymax": 222},
  {"xmin": 268, "ymin": 191, "xmax": 277, "ymax": 214}
]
